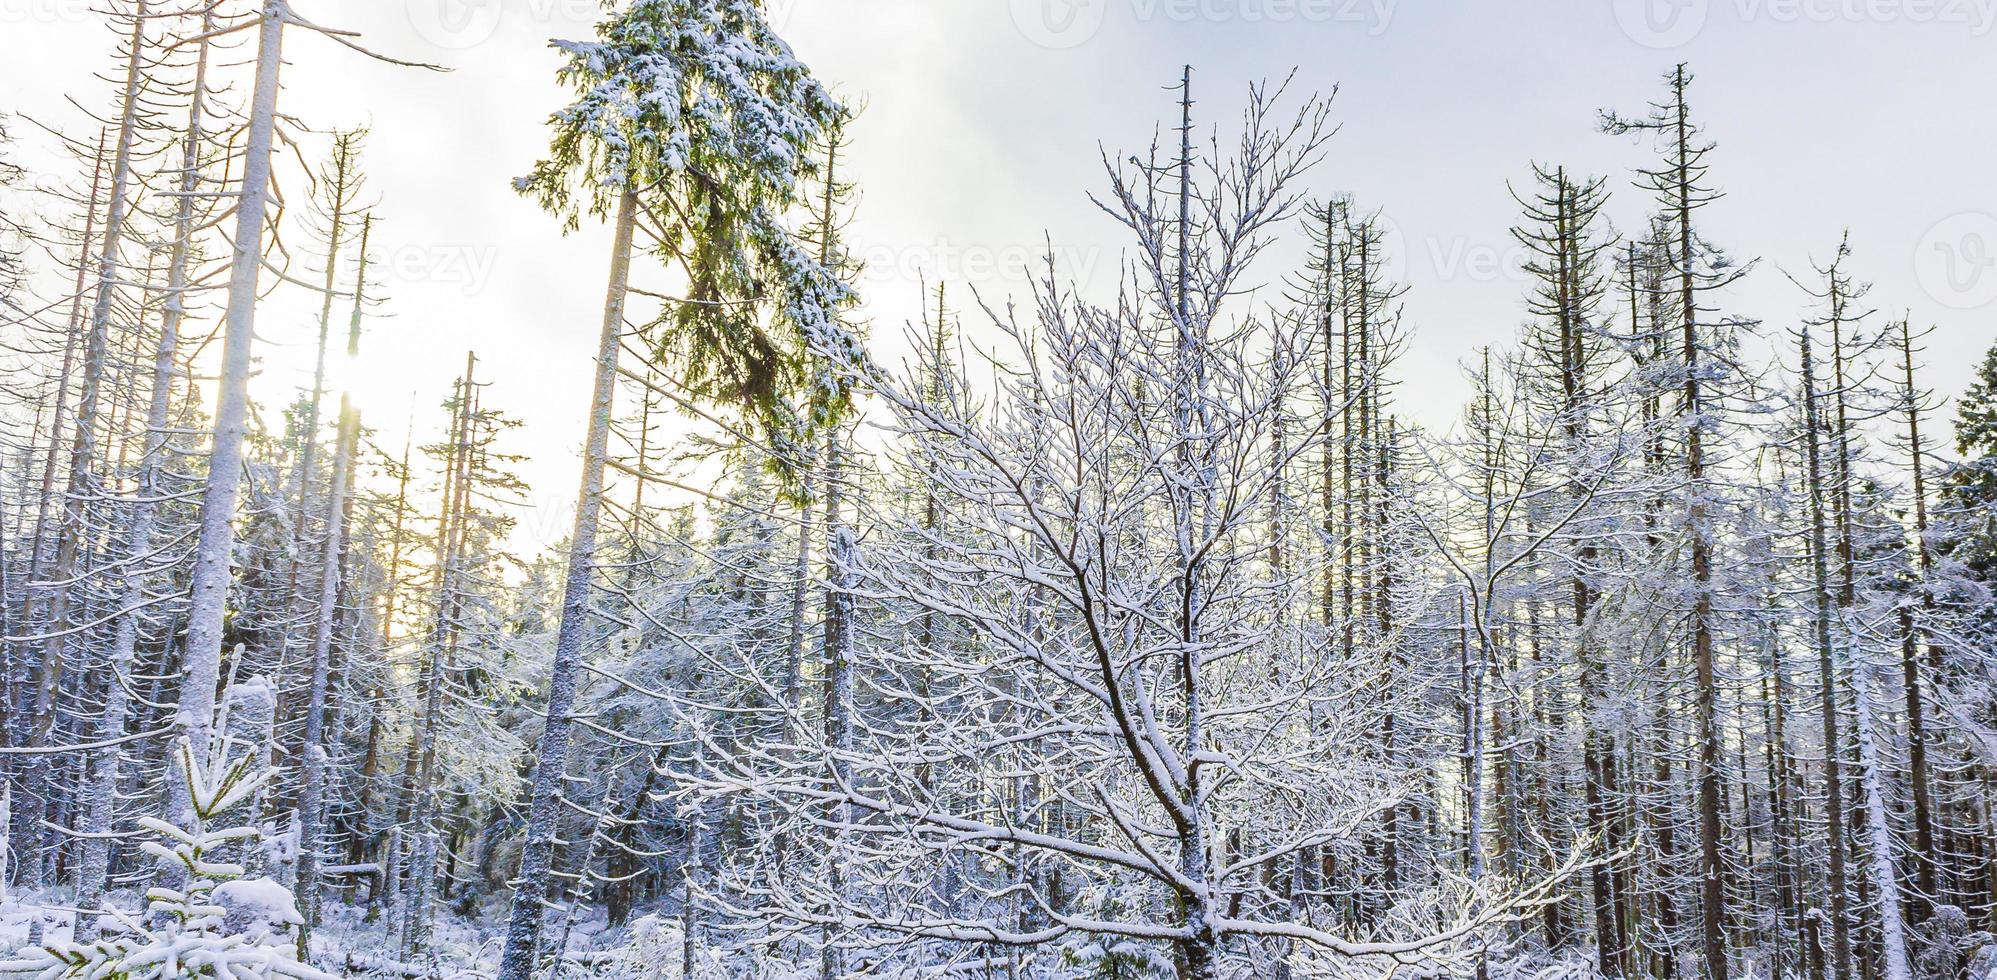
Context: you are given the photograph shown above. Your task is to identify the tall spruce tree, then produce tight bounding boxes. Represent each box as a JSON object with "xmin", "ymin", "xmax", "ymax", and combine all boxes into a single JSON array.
[{"xmin": 498, "ymin": 2, "xmax": 848, "ymax": 975}]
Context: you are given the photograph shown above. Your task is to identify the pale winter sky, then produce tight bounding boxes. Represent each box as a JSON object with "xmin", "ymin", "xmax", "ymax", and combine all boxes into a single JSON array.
[{"xmin": 4, "ymin": 0, "xmax": 1995, "ymax": 550}]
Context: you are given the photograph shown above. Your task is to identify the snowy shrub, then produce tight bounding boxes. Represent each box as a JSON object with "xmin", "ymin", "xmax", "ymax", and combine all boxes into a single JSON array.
[
  {"xmin": 1058, "ymin": 937, "xmax": 1176, "ymax": 979},
  {"xmin": 0, "ymin": 740, "xmax": 332, "ymax": 980}
]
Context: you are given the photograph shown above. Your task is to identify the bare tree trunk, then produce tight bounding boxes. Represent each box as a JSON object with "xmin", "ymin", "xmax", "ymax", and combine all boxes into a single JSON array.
[
  {"xmin": 274, "ymin": 132, "xmax": 360, "ymax": 755},
  {"xmin": 296, "ymin": 216, "xmax": 372, "ymax": 953},
  {"xmin": 1850, "ymin": 653, "xmax": 1912, "ymax": 978},
  {"xmin": 25, "ymin": 6, "xmax": 148, "ymax": 894},
  {"xmin": 403, "ymin": 356, "xmax": 476, "ymax": 959},
  {"xmin": 496, "ymin": 186, "xmax": 638, "ymax": 980},
  {"xmin": 1670, "ymin": 79, "xmax": 1729, "ymax": 980},
  {"xmin": 781, "ymin": 470, "xmax": 814, "ymax": 725},
  {"xmin": 1761, "ymin": 624, "xmax": 1800, "ymax": 980},
  {"xmin": 818, "ymin": 425, "xmax": 855, "ymax": 980},
  {"xmin": 7, "ymin": 137, "xmax": 102, "ymax": 818},
  {"xmin": 1893, "ymin": 319, "xmax": 1941, "ymax": 914},
  {"xmin": 1170, "ymin": 67, "xmax": 1222, "ymax": 978},
  {"xmin": 1799, "ymin": 328, "xmax": 1854, "ymax": 980},
  {"xmin": 70, "ymin": 3, "xmax": 172, "ymax": 924},
  {"xmin": 171, "ymin": 0, "xmax": 285, "ymax": 829}
]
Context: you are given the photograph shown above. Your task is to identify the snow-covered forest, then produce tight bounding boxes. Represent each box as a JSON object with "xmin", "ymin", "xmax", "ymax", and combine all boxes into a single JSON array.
[{"xmin": 2, "ymin": 1, "xmax": 1996, "ymax": 977}]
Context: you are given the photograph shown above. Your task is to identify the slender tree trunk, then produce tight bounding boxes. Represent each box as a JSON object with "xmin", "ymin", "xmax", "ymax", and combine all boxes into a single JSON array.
[
  {"xmin": 403, "ymin": 357, "xmax": 476, "ymax": 958},
  {"xmin": 296, "ymin": 216, "xmax": 372, "ymax": 952},
  {"xmin": 26, "ymin": 9, "xmax": 147, "ymax": 892},
  {"xmin": 1670, "ymin": 67, "xmax": 1730, "ymax": 978},
  {"xmin": 1800, "ymin": 328, "xmax": 1854, "ymax": 980},
  {"xmin": 77, "ymin": 5, "xmax": 211, "ymax": 931},
  {"xmin": 358, "ymin": 427, "xmax": 414, "ymax": 888},
  {"xmin": 781, "ymin": 466, "xmax": 814, "ymax": 729},
  {"xmin": 275, "ymin": 133, "xmax": 359, "ymax": 751},
  {"xmin": 8, "ymin": 136, "xmax": 102, "ymax": 809},
  {"xmin": 13, "ymin": 135, "xmax": 98, "ymax": 709},
  {"xmin": 1892, "ymin": 320, "xmax": 1941, "ymax": 913},
  {"xmin": 497, "ymin": 186, "xmax": 638, "ymax": 980},
  {"xmin": 817, "ymin": 425, "xmax": 856, "ymax": 980},
  {"xmin": 1849, "ymin": 654, "xmax": 1912, "ymax": 978},
  {"xmin": 171, "ymin": 0, "xmax": 285, "ymax": 829},
  {"xmin": 604, "ymin": 746, "xmax": 666, "ymax": 928},
  {"xmin": 1762, "ymin": 630, "xmax": 1800, "ymax": 980}
]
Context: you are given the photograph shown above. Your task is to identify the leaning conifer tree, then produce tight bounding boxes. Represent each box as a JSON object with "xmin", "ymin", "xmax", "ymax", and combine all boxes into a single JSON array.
[{"xmin": 497, "ymin": 2, "xmax": 849, "ymax": 976}]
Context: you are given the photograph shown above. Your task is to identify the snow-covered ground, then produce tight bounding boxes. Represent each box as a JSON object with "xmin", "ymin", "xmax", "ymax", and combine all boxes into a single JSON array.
[
  {"xmin": 1, "ymin": 891, "xmax": 702, "ymax": 979},
  {"xmin": 11, "ymin": 892, "xmax": 1997, "ymax": 980}
]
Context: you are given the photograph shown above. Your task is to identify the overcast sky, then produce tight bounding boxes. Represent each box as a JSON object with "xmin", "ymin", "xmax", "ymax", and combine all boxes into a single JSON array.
[{"xmin": 5, "ymin": 0, "xmax": 1995, "ymax": 546}]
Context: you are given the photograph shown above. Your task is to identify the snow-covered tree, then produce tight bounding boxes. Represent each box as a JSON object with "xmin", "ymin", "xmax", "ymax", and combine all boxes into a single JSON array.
[
  {"xmin": 2, "ymin": 728, "xmax": 330, "ymax": 979},
  {"xmin": 692, "ymin": 75, "xmax": 1576, "ymax": 979},
  {"xmin": 499, "ymin": 3, "xmax": 849, "ymax": 974}
]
